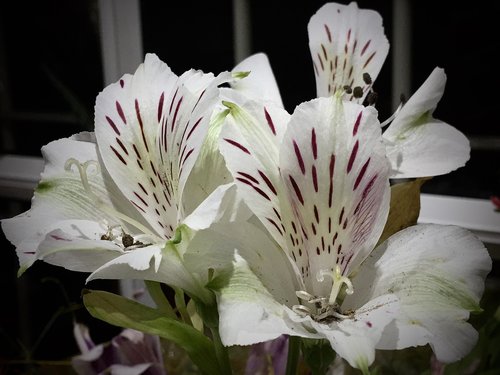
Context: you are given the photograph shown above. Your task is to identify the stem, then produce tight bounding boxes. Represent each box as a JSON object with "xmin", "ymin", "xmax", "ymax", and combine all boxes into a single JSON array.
[
  {"xmin": 145, "ymin": 281, "xmax": 177, "ymax": 319},
  {"xmin": 210, "ymin": 326, "xmax": 232, "ymax": 375},
  {"xmin": 285, "ymin": 336, "xmax": 301, "ymax": 375},
  {"xmin": 173, "ymin": 287, "xmax": 193, "ymax": 326}
]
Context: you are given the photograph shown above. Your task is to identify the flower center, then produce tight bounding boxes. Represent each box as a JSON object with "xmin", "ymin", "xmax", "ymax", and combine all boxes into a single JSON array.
[{"xmin": 292, "ymin": 266, "xmax": 354, "ymax": 323}]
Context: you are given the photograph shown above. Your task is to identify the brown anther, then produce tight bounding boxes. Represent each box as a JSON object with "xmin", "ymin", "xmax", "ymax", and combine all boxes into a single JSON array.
[
  {"xmin": 343, "ymin": 85, "xmax": 353, "ymax": 94},
  {"xmin": 366, "ymin": 91, "xmax": 378, "ymax": 105},
  {"xmin": 122, "ymin": 233, "xmax": 134, "ymax": 248},
  {"xmin": 353, "ymin": 86, "xmax": 363, "ymax": 98},
  {"xmin": 362, "ymin": 72, "xmax": 372, "ymax": 85}
]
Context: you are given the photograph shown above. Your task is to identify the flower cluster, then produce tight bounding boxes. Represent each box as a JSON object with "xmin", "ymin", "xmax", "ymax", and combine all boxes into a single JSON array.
[{"xmin": 2, "ymin": 2, "xmax": 492, "ymax": 374}]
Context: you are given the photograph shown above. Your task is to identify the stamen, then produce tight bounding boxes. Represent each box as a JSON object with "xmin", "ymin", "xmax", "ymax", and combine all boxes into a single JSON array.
[
  {"xmin": 65, "ymin": 158, "xmax": 163, "ymax": 243},
  {"xmin": 317, "ymin": 265, "xmax": 354, "ymax": 305},
  {"xmin": 292, "ymin": 304, "xmax": 312, "ymax": 318},
  {"xmin": 296, "ymin": 290, "xmax": 315, "ymax": 302},
  {"xmin": 380, "ymin": 101, "xmax": 404, "ymax": 128},
  {"xmin": 352, "ymin": 86, "xmax": 363, "ymax": 98}
]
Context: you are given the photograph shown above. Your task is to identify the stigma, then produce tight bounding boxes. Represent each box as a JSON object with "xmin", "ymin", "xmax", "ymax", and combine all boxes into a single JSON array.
[{"xmin": 291, "ymin": 266, "xmax": 355, "ymax": 323}]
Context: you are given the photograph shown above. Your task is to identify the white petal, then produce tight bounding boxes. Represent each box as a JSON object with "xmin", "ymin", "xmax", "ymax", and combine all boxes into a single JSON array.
[
  {"xmin": 1, "ymin": 137, "xmax": 121, "ymax": 273},
  {"xmin": 279, "ymin": 97, "xmax": 390, "ymax": 296},
  {"xmin": 181, "ymin": 109, "xmax": 234, "ymax": 215},
  {"xmin": 311, "ymin": 294, "xmax": 399, "ymax": 370},
  {"xmin": 346, "ymin": 224, "xmax": 491, "ymax": 362},
  {"xmin": 383, "ymin": 68, "xmax": 470, "ymax": 178},
  {"xmin": 87, "ymin": 242, "xmax": 212, "ymax": 304},
  {"xmin": 215, "ymin": 251, "xmax": 309, "ymax": 346},
  {"xmin": 37, "ymin": 220, "xmax": 124, "ymax": 272},
  {"xmin": 219, "ymin": 98, "xmax": 290, "ymax": 248},
  {"xmin": 95, "ymin": 53, "xmax": 231, "ymax": 238},
  {"xmin": 184, "ymin": 221, "xmax": 301, "ymax": 307},
  {"xmin": 308, "ymin": 2, "xmax": 389, "ymax": 101},
  {"xmin": 183, "ymin": 183, "xmax": 251, "ymax": 230},
  {"xmin": 231, "ymin": 53, "xmax": 284, "ymax": 108},
  {"xmin": 385, "ymin": 119, "xmax": 470, "ymax": 178}
]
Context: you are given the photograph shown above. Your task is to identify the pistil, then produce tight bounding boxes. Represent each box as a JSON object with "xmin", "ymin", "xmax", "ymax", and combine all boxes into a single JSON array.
[{"xmin": 317, "ymin": 265, "xmax": 354, "ymax": 305}]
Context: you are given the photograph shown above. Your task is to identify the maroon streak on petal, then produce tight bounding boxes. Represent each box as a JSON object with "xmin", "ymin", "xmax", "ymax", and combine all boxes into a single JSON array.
[
  {"xmin": 311, "ymin": 128, "xmax": 317, "ymax": 159},
  {"xmin": 237, "ymin": 171, "xmax": 259, "ymax": 184},
  {"xmin": 312, "ymin": 165, "xmax": 318, "ymax": 192},
  {"xmin": 236, "ymin": 178, "xmax": 271, "ymax": 201},
  {"xmin": 110, "ymin": 145, "xmax": 127, "ymax": 165},
  {"xmin": 264, "ymin": 107, "xmax": 276, "ymax": 136},
  {"xmin": 363, "ymin": 52, "xmax": 376, "ymax": 69},
  {"xmin": 50, "ymin": 234, "xmax": 71, "ymax": 241},
  {"xmin": 293, "ymin": 141, "xmax": 306, "ymax": 175},
  {"xmin": 347, "ymin": 140, "xmax": 359, "ymax": 173},
  {"xmin": 267, "ymin": 217, "xmax": 283, "ymax": 236},
  {"xmin": 259, "ymin": 170, "xmax": 277, "ymax": 195},
  {"xmin": 353, "ymin": 112, "xmax": 362, "ymax": 136},
  {"xmin": 171, "ymin": 96, "xmax": 184, "ymax": 132},
  {"xmin": 354, "ymin": 158, "xmax": 370, "ymax": 191},
  {"xmin": 186, "ymin": 117, "xmax": 203, "ymax": 141},
  {"xmin": 324, "ymin": 24, "xmax": 332, "ymax": 42},
  {"xmin": 106, "ymin": 116, "xmax": 120, "ymax": 135},
  {"xmin": 361, "ymin": 40, "xmax": 371, "ymax": 56},
  {"xmin": 317, "ymin": 53, "xmax": 325, "ymax": 71},
  {"xmin": 116, "ymin": 138, "xmax": 129, "ymax": 155},
  {"xmin": 138, "ymin": 182, "xmax": 148, "ymax": 195},
  {"xmin": 224, "ymin": 138, "xmax": 251, "ymax": 154},
  {"xmin": 338, "ymin": 207, "xmax": 345, "ymax": 225},
  {"xmin": 321, "ymin": 44, "xmax": 328, "ymax": 60},
  {"xmin": 133, "ymin": 192, "xmax": 148, "ymax": 207},
  {"xmin": 135, "ymin": 99, "xmax": 149, "ymax": 152},
  {"xmin": 288, "ymin": 175, "xmax": 304, "ymax": 205},
  {"xmin": 116, "ymin": 101, "xmax": 127, "ymax": 124},
  {"xmin": 157, "ymin": 92, "xmax": 165, "ymax": 123},
  {"xmin": 169, "ymin": 88, "xmax": 179, "ymax": 114}
]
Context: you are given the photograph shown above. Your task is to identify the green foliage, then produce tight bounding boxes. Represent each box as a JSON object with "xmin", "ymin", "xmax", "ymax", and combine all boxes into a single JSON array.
[
  {"xmin": 301, "ymin": 338, "xmax": 336, "ymax": 375},
  {"xmin": 83, "ymin": 289, "xmax": 222, "ymax": 375}
]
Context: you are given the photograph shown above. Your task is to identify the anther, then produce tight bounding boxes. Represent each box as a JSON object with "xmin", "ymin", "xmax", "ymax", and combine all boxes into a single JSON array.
[
  {"xmin": 352, "ymin": 86, "xmax": 363, "ymax": 98},
  {"xmin": 362, "ymin": 72, "xmax": 372, "ymax": 85},
  {"xmin": 343, "ymin": 85, "xmax": 353, "ymax": 94}
]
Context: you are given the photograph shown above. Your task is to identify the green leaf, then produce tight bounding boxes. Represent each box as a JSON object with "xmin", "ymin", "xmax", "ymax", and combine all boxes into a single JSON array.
[
  {"xmin": 378, "ymin": 178, "xmax": 429, "ymax": 245},
  {"xmin": 83, "ymin": 289, "xmax": 221, "ymax": 375},
  {"xmin": 301, "ymin": 338, "xmax": 336, "ymax": 375}
]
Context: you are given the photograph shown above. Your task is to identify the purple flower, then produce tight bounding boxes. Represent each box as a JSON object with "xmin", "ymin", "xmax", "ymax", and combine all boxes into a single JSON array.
[
  {"xmin": 245, "ymin": 335, "xmax": 288, "ymax": 375},
  {"xmin": 72, "ymin": 323, "xmax": 166, "ymax": 375}
]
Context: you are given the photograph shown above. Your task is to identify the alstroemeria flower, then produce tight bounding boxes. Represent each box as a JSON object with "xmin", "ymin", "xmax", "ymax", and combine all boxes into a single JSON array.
[
  {"xmin": 1, "ymin": 54, "xmax": 244, "ymax": 303},
  {"xmin": 72, "ymin": 322, "xmax": 165, "ymax": 375},
  {"xmin": 308, "ymin": 2, "xmax": 470, "ymax": 178},
  {"xmin": 189, "ymin": 93, "xmax": 491, "ymax": 371}
]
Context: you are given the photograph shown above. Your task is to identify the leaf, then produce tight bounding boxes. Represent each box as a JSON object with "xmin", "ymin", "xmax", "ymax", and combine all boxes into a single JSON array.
[
  {"xmin": 301, "ymin": 338, "xmax": 336, "ymax": 375},
  {"xmin": 378, "ymin": 178, "xmax": 429, "ymax": 245},
  {"xmin": 83, "ymin": 289, "xmax": 221, "ymax": 375}
]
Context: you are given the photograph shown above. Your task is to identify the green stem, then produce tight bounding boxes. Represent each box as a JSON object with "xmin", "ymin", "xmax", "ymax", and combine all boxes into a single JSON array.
[
  {"xmin": 285, "ymin": 336, "xmax": 301, "ymax": 375},
  {"xmin": 173, "ymin": 287, "xmax": 193, "ymax": 326},
  {"xmin": 210, "ymin": 326, "xmax": 232, "ymax": 375},
  {"xmin": 145, "ymin": 281, "xmax": 177, "ymax": 319}
]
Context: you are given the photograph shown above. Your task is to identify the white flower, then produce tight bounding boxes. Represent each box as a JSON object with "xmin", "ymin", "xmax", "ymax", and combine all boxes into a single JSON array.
[
  {"xmin": 186, "ymin": 92, "xmax": 491, "ymax": 371},
  {"xmin": 308, "ymin": 1, "xmax": 470, "ymax": 178},
  {"xmin": 1, "ymin": 54, "xmax": 244, "ymax": 303}
]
